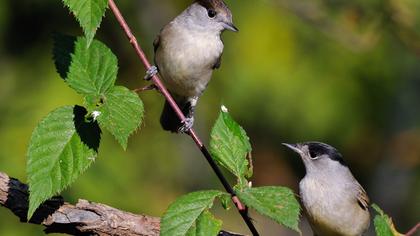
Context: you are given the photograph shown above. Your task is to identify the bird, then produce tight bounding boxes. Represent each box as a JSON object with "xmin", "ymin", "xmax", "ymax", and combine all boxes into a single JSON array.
[
  {"xmin": 283, "ymin": 142, "xmax": 370, "ymax": 236},
  {"xmin": 146, "ymin": 0, "xmax": 238, "ymax": 133}
]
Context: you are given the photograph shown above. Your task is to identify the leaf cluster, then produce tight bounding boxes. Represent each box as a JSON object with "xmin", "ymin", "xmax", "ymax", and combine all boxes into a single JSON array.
[
  {"xmin": 26, "ymin": 2, "xmax": 143, "ymax": 219},
  {"xmin": 160, "ymin": 107, "xmax": 301, "ymax": 235}
]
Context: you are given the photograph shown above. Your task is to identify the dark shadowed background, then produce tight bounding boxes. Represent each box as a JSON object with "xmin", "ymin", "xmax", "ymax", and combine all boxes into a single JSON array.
[{"xmin": 0, "ymin": 0, "xmax": 419, "ymax": 235}]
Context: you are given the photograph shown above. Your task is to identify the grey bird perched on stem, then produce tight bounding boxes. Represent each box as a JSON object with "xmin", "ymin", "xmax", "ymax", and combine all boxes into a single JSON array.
[
  {"xmin": 283, "ymin": 142, "xmax": 370, "ymax": 236},
  {"xmin": 146, "ymin": 0, "xmax": 238, "ymax": 133}
]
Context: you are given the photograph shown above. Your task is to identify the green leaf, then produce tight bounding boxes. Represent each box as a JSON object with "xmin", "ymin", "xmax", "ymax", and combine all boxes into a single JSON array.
[
  {"xmin": 219, "ymin": 194, "xmax": 231, "ymax": 210},
  {"xmin": 62, "ymin": 0, "xmax": 108, "ymax": 45},
  {"xmin": 186, "ymin": 211, "xmax": 223, "ymax": 236},
  {"xmin": 236, "ymin": 186, "xmax": 301, "ymax": 232},
  {"xmin": 161, "ymin": 190, "xmax": 225, "ymax": 236},
  {"xmin": 67, "ymin": 37, "xmax": 118, "ymax": 96},
  {"xmin": 26, "ymin": 105, "xmax": 100, "ymax": 219},
  {"xmin": 96, "ymin": 86, "xmax": 144, "ymax": 149},
  {"xmin": 372, "ymin": 204, "xmax": 402, "ymax": 236},
  {"xmin": 210, "ymin": 106, "xmax": 252, "ymax": 184}
]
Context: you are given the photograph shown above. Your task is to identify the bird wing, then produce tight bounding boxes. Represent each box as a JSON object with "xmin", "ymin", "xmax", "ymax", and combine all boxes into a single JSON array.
[
  {"xmin": 356, "ymin": 185, "xmax": 370, "ymax": 211},
  {"xmin": 212, "ymin": 55, "xmax": 222, "ymax": 69}
]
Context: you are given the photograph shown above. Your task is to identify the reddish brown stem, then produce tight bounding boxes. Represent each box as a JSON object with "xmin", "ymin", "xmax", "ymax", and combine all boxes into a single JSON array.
[
  {"xmin": 107, "ymin": 1, "xmax": 259, "ymax": 235},
  {"xmin": 406, "ymin": 222, "xmax": 420, "ymax": 236},
  {"xmin": 107, "ymin": 0, "xmax": 185, "ymax": 121}
]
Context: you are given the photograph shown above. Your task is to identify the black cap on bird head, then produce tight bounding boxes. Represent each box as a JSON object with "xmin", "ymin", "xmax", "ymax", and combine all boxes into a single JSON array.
[
  {"xmin": 305, "ymin": 142, "xmax": 347, "ymax": 166},
  {"xmin": 196, "ymin": 0, "xmax": 228, "ymax": 9},
  {"xmin": 195, "ymin": 0, "xmax": 238, "ymax": 32},
  {"xmin": 283, "ymin": 142, "xmax": 348, "ymax": 167}
]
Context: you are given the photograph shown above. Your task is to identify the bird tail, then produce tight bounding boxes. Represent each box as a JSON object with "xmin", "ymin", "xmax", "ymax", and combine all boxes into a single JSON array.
[{"xmin": 160, "ymin": 100, "xmax": 191, "ymax": 132}]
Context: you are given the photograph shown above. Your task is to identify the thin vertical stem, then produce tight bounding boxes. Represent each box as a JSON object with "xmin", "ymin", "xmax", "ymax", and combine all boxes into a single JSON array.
[{"xmin": 108, "ymin": 1, "xmax": 259, "ymax": 235}]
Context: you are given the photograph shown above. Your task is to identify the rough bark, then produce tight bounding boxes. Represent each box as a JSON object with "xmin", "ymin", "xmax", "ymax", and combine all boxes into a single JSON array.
[
  {"xmin": 0, "ymin": 172, "xmax": 160, "ymax": 235},
  {"xmin": 0, "ymin": 171, "xmax": 244, "ymax": 236}
]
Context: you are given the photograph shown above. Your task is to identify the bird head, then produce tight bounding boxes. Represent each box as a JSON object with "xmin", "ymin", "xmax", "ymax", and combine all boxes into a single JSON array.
[
  {"xmin": 283, "ymin": 142, "xmax": 348, "ymax": 175},
  {"xmin": 187, "ymin": 0, "xmax": 238, "ymax": 32}
]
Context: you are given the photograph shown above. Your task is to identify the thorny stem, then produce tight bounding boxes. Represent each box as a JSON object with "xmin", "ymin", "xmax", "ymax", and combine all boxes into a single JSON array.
[{"xmin": 108, "ymin": 1, "xmax": 259, "ymax": 235}]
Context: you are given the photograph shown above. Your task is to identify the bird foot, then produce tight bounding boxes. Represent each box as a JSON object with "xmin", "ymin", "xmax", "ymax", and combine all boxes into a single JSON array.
[
  {"xmin": 178, "ymin": 117, "xmax": 194, "ymax": 133},
  {"xmin": 144, "ymin": 65, "xmax": 158, "ymax": 81}
]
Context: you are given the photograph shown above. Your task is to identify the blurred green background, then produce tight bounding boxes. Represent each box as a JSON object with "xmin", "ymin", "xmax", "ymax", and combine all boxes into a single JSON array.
[{"xmin": 0, "ymin": 0, "xmax": 419, "ymax": 235}]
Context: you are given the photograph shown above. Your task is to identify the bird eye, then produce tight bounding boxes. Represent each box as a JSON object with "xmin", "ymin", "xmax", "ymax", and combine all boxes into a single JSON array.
[
  {"xmin": 207, "ymin": 9, "xmax": 217, "ymax": 18},
  {"xmin": 309, "ymin": 150, "xmax": 317, "ymax": 159}
]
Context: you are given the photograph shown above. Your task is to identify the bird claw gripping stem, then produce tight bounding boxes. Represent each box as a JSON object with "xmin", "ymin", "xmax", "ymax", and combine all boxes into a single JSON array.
[
  {"xmin": 178, "ymin": 117, "xmax": 194, "ymax": 133},
  {"xmin": 144, "ymin": 65, "xmax": 158, "ymax": 80}
]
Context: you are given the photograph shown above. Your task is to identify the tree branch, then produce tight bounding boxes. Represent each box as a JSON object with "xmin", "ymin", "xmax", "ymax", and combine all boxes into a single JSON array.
[
  {"xmin": 0, "ymin": 171, "xmax": 160, "ymax": 235},
  {"xmin": 0, "ymin": 171, "xmax": 244, "ymax": 236}
]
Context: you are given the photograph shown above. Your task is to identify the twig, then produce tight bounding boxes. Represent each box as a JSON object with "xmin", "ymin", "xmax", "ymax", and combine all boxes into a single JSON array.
[
  {"xmin": 107, "ymin": 0, "xmax": 259, "ymax": 235},
  {"xmin": 406, "ymin": 222, "xmax": 420, "ymax": 236},
  {"xmin": 0, "ymin": 171, "xmax": 244, "ymax": 236}
]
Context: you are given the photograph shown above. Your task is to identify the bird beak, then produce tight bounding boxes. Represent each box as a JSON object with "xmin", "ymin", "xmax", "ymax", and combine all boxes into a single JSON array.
[
  {"xmin": 282, "ymin": 143, "xmax": 304, "ymax": 155},
  {"xmin": 224, "ymin": 22, "xmax": 239, "ymax": 32}
]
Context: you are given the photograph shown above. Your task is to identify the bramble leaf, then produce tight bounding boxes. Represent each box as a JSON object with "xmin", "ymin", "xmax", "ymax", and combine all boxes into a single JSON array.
[
  {"xmin": 62, "ymin": 0, "xmax": 108, "ymax": 45},
  {"xmin": 236, "ymin": 186, "xmax": 301, "ymax": 232},
  {"xmin": 53, "ymin": 35, "xmax": 143, "ymax": 150},
  {"xmin": 210, "ymin": 106, "xmax": 252, "ymax": 185},
  {"xmin": 67, "ymin": 37, "xmax": 118, "ymax": 96},
  {"xmin": 161, "ymin": 190, "xmax": 226, "ymax": 236},
  {"xmin": 219, "ymin": 193, "xmax": 231, "ymax": 210},
  {"xmin": 26, "ymin": 106, "xmax": 100, "ymax": 219},
  {"xmin": 97, "ymin": 86, "xmax": 144, "ymax": 149},
  {"xmin": 372, "ymin": 204, "xmax": 403, "ymax": 236},
  {"xmin": 186, "ymin": 211, "xmax": 223, "ymax": 236}
]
